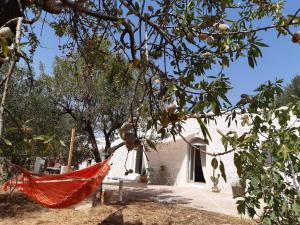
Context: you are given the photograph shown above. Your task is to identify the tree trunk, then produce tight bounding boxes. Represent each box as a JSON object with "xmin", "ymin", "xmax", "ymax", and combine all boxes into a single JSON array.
[
  {"xmin": 103, "ymin": 130, "xmax": 111, "ymax": 154},
  {"xmin": 0, "ymin": 60, "xmax": 16, "ymax": 136},
  {"xmin": 84, "ymin": 120, "xmax": 101, "ymax": 162}
]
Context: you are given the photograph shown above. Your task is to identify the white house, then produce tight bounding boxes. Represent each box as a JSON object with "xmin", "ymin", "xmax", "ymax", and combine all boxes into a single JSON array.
[{"xmin": 98, "ymin": 114, "xmax": 250, "ymax": 193}]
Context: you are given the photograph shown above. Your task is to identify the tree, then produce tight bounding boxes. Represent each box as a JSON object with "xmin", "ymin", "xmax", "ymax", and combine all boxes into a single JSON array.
[
  {"xmin": 277, "ymin": 75, "xmax": 300, "ymax": 106},
  {"xmin": 44, "ymin": 38, "xmax": 140, "ymax": 161},
  {"xmin": 219, "ymin": 80, "xmax": 300, "ymax": 225},
  {"xmin": 1, "ymin": 1, "xmax": 300, "ymax": 140},
  {"xmin": 0, "ymin": 64, "xmax": 71, "ymax": 166},
  {"xmin": 0, "ymin": 64, "xmax": 95, "ymax": 168}
]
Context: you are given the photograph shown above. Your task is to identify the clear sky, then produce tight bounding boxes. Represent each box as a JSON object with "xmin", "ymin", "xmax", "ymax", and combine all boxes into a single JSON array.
[{"xmin": 28, "ymin": 2, "xmax": 300, "ymax": 105}]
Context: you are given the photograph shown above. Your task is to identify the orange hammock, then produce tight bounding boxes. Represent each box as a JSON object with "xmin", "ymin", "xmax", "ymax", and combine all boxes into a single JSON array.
[{"xmin": 2, "ymin": 159, "xmax": 110, "ymax": 208}]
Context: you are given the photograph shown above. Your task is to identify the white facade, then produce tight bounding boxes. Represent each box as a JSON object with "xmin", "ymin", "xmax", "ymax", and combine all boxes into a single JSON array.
[
  {"xmin": 143, "ymin": 116, "xmax": 250, "ymax": 193},
  {"xmin": 98, "ymin": 115, "xmax": 250, "ymax": 193}
]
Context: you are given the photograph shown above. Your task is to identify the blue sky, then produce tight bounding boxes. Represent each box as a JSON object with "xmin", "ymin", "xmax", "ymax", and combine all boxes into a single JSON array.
[
  {"xmin": 28, "ymin": 2, "xmax": 300, "ymax": 105},
  {"xmin": 224, "ymin": 29, "xmax": 300, "ymax": 104}
]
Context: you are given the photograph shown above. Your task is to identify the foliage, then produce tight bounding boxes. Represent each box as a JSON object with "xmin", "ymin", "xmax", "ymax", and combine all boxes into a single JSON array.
[
  {"xmin": 44, "ymin": 37, "xmax": 140, "ymax": 159},
  {"xmin": 0, "ymin": 38, "xmax": 141, "ymax": 165},
  {"xmin": 1, "ymin": 0, "xmax": 299, "ymax": 141},
  {"xmin": 277, "ymin": 75, "xmax": 300, "ymax": 106},
  {"xmin": 220, "ymin": 80, "xmax": 300, "ymax": 224},
  {"xmin": 0, "ymin": 64, "xmax": 92, "ymax": 167}
]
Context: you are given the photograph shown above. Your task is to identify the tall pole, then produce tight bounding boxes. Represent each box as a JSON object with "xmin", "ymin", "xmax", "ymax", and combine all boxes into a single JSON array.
[
  {"xmin": 67, "ymin": 128, "xmax": 76, "ymax": 172},
  {"xmin": 0, "ymin": 60, "xmax": 16, "ymax": 137}
]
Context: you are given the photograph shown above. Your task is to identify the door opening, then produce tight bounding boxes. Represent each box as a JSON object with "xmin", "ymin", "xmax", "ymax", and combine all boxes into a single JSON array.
[{"xmin": 189, "ymin": 145, "xmax": 206, "ymax": 183}]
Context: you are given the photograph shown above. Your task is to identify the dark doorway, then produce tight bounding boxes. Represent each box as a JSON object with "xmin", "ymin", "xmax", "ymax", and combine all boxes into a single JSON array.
[
  {"xmin": 189, "ymin": 146, "xmax": 206, "ymax": 183},
  {"xmin": 194, "ymin": 148, "xmax": 205, "ymax": 182}
]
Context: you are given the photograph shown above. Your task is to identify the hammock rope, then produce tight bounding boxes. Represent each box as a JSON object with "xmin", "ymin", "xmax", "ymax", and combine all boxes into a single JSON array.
[{"xmin": 2, "ymin": 158, "xmax": 110, "ymax": 208}]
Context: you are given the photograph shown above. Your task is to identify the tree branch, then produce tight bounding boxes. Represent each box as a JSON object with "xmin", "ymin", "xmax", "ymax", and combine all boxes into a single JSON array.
[
  {"xmin": 178, "ymin": 130, "xmax": 235, "ymax": 157},
  {"xmin": 60, "ymin": 0, "xmax": 120, "ymax": 21},
  {"xmin": 107, "ymin": 142, "xmax": 126, "ymax": 156}
]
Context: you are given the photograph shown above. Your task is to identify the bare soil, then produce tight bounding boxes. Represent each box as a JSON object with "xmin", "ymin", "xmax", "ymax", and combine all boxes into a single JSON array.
[{"xmin": 0, "ymin": 191, "xmax": 256, "ymax": 225}]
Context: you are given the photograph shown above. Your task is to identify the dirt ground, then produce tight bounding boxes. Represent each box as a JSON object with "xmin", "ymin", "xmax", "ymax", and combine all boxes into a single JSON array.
[{"xmin": 0, "ymin": 191, "xmax": 257, "ymax": 225}]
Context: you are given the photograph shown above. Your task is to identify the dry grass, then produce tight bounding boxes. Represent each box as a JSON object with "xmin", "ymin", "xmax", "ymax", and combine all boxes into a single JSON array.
[{"xmin": 0, "ymin": 191, "xmax": 256, "ymax": 225}]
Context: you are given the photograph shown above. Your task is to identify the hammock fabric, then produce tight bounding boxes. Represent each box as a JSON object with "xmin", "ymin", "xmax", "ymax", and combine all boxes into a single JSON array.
[{"xmin": 3, "ymin": 159, "xmax": 110, "ymax": 208}]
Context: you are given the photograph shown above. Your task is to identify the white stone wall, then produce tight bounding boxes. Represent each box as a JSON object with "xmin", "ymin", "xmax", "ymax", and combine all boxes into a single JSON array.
[
  {"xmin": 91, "ymin": 110, "xmax": 300, "ymax": 193},
  {"xmin": 96, "ymin": 114, "xmax": 251, "ymax": 193},
  {"xmin": 107, "ymin": 145, "xmax": 136, "ymax": 179},
  {"xmin": 145, "ymin": 115, "xmax": 250, "ymax": 193},
  {"xmin": 202, "ymin": 115, "xmax": 250, "ymax": 193},
  {"xmin": 100, "ymin": 139, "xmax": 146, "ymax": 181}
]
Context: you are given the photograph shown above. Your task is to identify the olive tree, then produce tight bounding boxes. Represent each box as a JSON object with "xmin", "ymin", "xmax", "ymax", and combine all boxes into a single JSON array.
[
  {"xmin": 44, "ymin": 38, "xmax": 139, "ymax": 161},
  {"xmin": 0, "ymin": 64, "xmax": 79, "ymax": 167},
  {"xmin": 278, "ymin": 75, "xmax": 300, "ymax": 106}
]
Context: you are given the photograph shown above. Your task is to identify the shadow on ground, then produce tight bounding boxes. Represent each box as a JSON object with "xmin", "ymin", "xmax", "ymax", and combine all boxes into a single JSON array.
[
  {"xmin": 98, "ymin": 206, "xmax": 144, "ymax": 225},
  {"xmin": 104, "ymin": 183, "xmax": 192, "ymax": 205},
  {"xmin": 0, "ymin": 192, "xmax": 44, "ymax": 219}
]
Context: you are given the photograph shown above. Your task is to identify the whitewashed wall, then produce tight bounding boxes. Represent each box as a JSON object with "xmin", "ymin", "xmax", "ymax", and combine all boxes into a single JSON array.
[
  {"xmin": 82, "ymin": 110, "xmax": 299, "ymax": 193},
  {"xmin": 94, "ymin": 114, "xmax": 251, "ymax": 193},
  {"xmin": 145, "ymin": 115, "xmax": 250, "ymax": 193},
  {"xmin": 106, "ymin": 145, "xmax": 136, "ymax": 179}
]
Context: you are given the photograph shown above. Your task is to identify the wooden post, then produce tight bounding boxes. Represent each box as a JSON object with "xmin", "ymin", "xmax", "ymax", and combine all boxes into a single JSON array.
[
  {"xmin": 67, "ymin": 128, "xmax": 76, "ymax": 172},
  {"xmin": 119, "ymin": 180, "xmax": 124, "ymax": 202}
]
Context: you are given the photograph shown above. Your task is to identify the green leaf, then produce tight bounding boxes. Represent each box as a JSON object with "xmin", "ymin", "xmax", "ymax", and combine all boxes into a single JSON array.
[
  {"xmin": 146, "ymin": 139, "xmax": 157, "ymax": 151},
  {"xmin": 234, "ymin": 153, "xmax": 242, "ymax": 177},
  {"xmin": 134, "ymin": 2, "xmax": 140, "ymax": 11},
  {"xmin": 262, "ymin": 217, "xmax": 271, "ymax": 225},
  {"xmin": 43, "ymin": 135, "xmax": 55, "ymax": 144},
  {"xmin": 211, "ymin": 158, "xmax": 218, "ymax": 169},
  {"xmin": 293, "ymin": 200, "xmax": 300, "ymax": 214},
  {"xmin": 197, "ymin": 118, "xmax": 212, "ymax": 142},
  {"xmin": 248, "ymin": 56, "xmax": 254, "ymax": 68},
  {"xmin": 219, "ymin": 160, "xmax": 227, "ymax": 182},
  {"xmin": 59, "ymin": 140, "xmax": 66, "ymax": 147},
  {"xmin": 278, "ymin": 144, "xmax": 289, "ymax": 160},
  {"xmin": 237, "ymin": 200, "xmax": 246, "ymax": 214},
  {"xmin": 255, "ymin": 42, "xmax": 269, "ymax": 47},
  {"xmin": 19, "ymin": 42, "xmax": 29, "ymax": 47},
  {"xmin": 1, "ymin": 41, "xmax": 8, "ymax": 57},
  {"xmin": 1, "ymin": 137, "xmax": 12, "ymax": 146},
  {"xmin": 33, "ymin": 135, "xmax": 47, "ymax": 141}
]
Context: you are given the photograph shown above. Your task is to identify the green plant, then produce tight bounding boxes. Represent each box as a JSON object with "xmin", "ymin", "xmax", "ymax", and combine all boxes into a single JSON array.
[
  {"xmin": 220, "ymin": 80, "xmax": 300, "ymax": 224},
  {"xmin": 211, "ymin": 173, "xmax": 220, "ymax": 188},
  {"xmin": 146, "ymin": 167, "xmax": 155, "ymax": 183}
]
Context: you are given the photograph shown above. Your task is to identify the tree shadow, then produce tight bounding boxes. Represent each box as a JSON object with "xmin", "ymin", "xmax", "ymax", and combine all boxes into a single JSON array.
[
  {"xmin": 98, "ymin": 206, "xmax": 143, "ymax": 225},
  {"xmin": 124, "ymin": 187, "xmax": 192, "ymax": 205},
  {"xmin": 0, "ymin": 192, "xmax": 44, "ymax": 219},
  {"xmin": 103, "ymin": 184, "xmax": 193, "ymax": 205}
]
